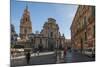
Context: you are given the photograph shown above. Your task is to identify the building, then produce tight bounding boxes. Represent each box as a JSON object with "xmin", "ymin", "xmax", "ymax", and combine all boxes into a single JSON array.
[
  {"xmin": 20, "ymin": 6, "xmax": 32, "ymax": 40},
  {"xmin": 70, "ymin": 5, "xmax": 95, "ymax": 53},
  {"xmin": 11, "ymin": 24, "xmax": 18, "ymax": 46},
  {"xmin": 18, "ymin": 6, "xmax": 65, "ymax": 51},
  {"xmin": 65, "ymin": 39, "xmax": 71, "ymax": 48},
  {"xmin": 33, "ymin": 18, "xmax": 65, "ymax": 50}
]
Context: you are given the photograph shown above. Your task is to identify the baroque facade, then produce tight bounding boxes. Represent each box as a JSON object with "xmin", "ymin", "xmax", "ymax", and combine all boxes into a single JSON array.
[
  {"xmin": 18, "ymin": 6, "xmax": 65, "ymax": 50},
  {"xmin": 70, "ymin": 5, "xmax": 95, "ymax": 52}
]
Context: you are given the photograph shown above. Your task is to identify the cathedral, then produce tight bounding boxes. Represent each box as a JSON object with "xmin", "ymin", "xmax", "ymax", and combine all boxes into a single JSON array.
[
  {"xmin": 20, "ymin": 6, "xmax": 32, "ymax": 40},
  {"xmin": 18, "ymin": 6, "xmax": 65, "ymax": 51}
]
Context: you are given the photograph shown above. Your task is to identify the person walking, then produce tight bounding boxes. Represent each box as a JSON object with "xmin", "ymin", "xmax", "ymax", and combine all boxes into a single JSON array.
[
  {"xmin": 64, "ymin": 47, "xmax": 67, "ymax": 58},
  {"xmin": 37, "ymin": 48, "xmax": 40, "ymax": 56},
  {"xmin": 26, "ymin": 51, "xmax": 31, "ymax": 64}
]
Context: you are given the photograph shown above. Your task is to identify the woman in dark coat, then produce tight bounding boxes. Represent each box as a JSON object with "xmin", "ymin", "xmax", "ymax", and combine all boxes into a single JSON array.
[
  {"xmin": 64, "ymin": 47, "xmax": 67, "ymax": 58},
  {"xmin": 26, "ymin": 52, "xmax": 31, "ymax": 64}
]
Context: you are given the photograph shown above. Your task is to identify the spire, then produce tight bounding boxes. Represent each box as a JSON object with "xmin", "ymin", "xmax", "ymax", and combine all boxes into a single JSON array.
[
  {"xmin": 26, "ymin": 4, "xmax": 28, "ymax": 10},
  {"xmin": 23, "ymin": 4, "xmax": 30, "ymax": 17},
  {"xmin": 24, "ymin": 4, "xmax": 28, "ymax": 12}
]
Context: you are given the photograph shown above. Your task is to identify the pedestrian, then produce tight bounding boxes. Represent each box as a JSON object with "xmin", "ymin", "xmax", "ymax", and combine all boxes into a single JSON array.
[
  {"xmin": 26, "ymin": 51, "xmax": 31, "ymax": 64},
  {"xmin": 37, "ymin": 48, "xmax": 40, "ymax": 56},
  {"xmin": 64, "ymin": 47, "xmax": 67, "ymax": 58}
]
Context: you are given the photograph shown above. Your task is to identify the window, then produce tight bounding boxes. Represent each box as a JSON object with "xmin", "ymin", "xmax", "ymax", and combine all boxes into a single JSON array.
[
  {"xmin": 83, "ymin": 16, "xmax": 87, "ymax": 29},
  {"xmin": 85, "ymin": 32, "xmax": 87, "ymax": 41},
  {"xmin": 77, "ymin": 22, "xmax": 81, "ymax": 31},
  {"xmin": 50, "ymin": 32, "xmax": 53, "ymax": 37},
  {"xmin": 26, "ymin": 18, "xmax": 28, "ymax": 22},
  {"xmin": 11, "ymin": 36, "xmax": 14, "ymax": 41},
  {"xmin": 91, "ymin": 6, "xmax": 95, "ymax": 17},
  {"xmin": 40, "ymin": 39, "xmax": 42, "ymax": 44},
  {"xmin": 93, "ymin": 25, "xmax": 95, "ymax": 37},
  {"xmin": 33, "ymin": 39, "xmax": 35, "ymax": 44},
  {"xmin": 80, "ymin": 21, "xmax": 83, "ymax": 29},
  {"xmin": 24, "ymin": 29, "xmax": 27, "ymax": 34}
]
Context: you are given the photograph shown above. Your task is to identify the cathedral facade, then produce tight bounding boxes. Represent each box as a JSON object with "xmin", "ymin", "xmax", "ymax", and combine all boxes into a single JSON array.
[{"xmin": 19, "ymin": 6, "xmax": 65, "ymax": 50}]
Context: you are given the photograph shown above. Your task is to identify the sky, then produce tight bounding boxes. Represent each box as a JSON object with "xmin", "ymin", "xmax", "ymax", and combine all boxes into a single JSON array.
[{"xmin": 11, "ymin": 0, "xmax": 78, "ymax": 39}]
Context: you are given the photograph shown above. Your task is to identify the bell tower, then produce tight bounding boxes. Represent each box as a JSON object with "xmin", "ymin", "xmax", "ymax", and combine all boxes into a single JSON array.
[{"xmin": 20, "ymin": 5, "xmax": 32, "ymax": 40}]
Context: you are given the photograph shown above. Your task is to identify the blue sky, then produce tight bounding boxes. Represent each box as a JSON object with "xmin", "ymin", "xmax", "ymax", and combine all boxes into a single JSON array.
[{"xmin": 11, "ymin": 0, "xmax": 78, "ymax": 39}]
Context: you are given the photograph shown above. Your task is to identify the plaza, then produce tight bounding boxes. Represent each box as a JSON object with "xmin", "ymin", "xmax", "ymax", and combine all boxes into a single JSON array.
[{"xmin": 11, "ymin": 2, "xmax": 95, "ymax": 67}]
